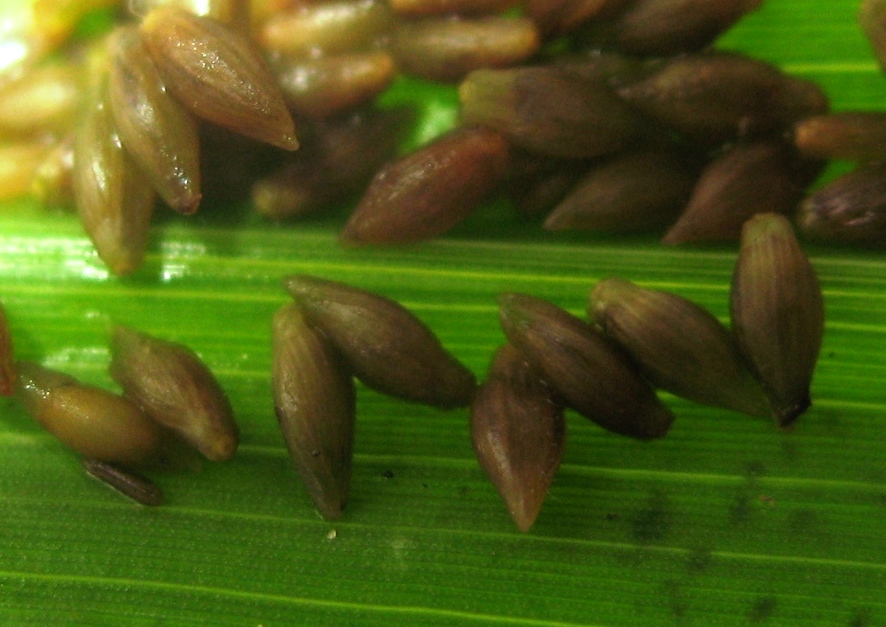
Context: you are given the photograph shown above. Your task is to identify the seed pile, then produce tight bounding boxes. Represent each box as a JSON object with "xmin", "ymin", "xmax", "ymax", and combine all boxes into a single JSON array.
[
  {"xmin": 7, "ymin": 324, "xmax": 239, "ymax": 505},
  {"xmin": 3, "ymin": 0, "xmax": 886, "ymax": 274}
]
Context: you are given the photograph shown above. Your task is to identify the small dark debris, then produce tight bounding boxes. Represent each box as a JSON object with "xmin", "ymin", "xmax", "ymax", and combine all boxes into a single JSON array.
[
  {"xmin": 685, "ymin": 546, "xmax": 712, "ymax": 574},
  {"xmin": 381, "ymin": 470, "xmax": 395, "ymax": 479},
  {"xmin": 631, "ymin": 490, "xmax": 672, "ymax": 544},
  {"xmin": 748, "ymin": 596, "xmax": 777, "ymax": 624},
  {"xmin": 847, "ymin": 608, "xmax": 872, "ymax": 627},
  {"xmin": 311, "ymin": 449, "xmax": 320, "ymax": 458}
]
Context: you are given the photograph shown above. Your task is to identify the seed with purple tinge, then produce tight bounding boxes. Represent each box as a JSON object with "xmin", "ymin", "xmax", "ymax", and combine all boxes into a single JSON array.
[
  {"xmin": 578, "ymin": 0, "xmax": 762, "ymax": 55},
  {"xmin": 730, "ymin": 214, "xmax": 824, "ymax": 428},
  {"xmin": 83, "ymin": 458, "xmax": 164, "ymax": 506},
  {"xmin": 618, "ymin": 51, "xmax": 829, "ymax": 146},
  {"xmin": 793, "ymin": 112, "xmax": 886, "ymax": 164},
  {"xmin": 140, "ymin": 6, "xmax": 298, "ymax": 151},
  {"xmin": 797, "ymin": 164, "xmax": 886, "ymax": 244},
  {"xmin": 341, "ymin": 125, "xmax": 511, "ymax": 245},
  {"xmin": 544, "ymin": 148, "xmax": 699, "ymax": 233},
  {"xmin": 589, "ymin": 278, "xmax": 771, "ymax": 418},
  {"xmin": 109, "ymin": 325, "xmax": 239, "ymax": 462},
  {"xmin": 498, "ymin": 292, "xmax": 674, "ymax": 440},
  {"xmin": 459, "ymin": 66, "xmax": 652, "ymax": 159},
  {"xmin": 15, "ymin": 361, "xmax": 164, "ymax": 465},
  {"xmin": 0, "ymin": 302, "xmax": 15, "ymax": 396},
  {"xmin": 662, "ymin": 142, "xmax": 810, "ymax": 246},
  {"xmin": 283, "ymin": 274, "xmax": 477, "ymax": 409},
  {"xmin": 391, "ymin": 17, "xmax": 541, "ymax": 83},
  {"xmin": 107, "ymin": 25, "xmax": 202, "ymax": 215},
  {"xmin": 471, "ymin": 344, "xmax": 565, "ymax": 532},
  {"xmin": 527, "ymin": 0, "xmax": 629, "ymax": 37},
  {"xmin": 273, "ymin": 303, "xmax": 356, "ymax": 520}
]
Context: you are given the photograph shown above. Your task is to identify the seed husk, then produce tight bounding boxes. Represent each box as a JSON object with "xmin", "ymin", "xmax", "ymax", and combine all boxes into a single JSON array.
[
  {"xmin": 0, "ymin": 139, "xmax": 52, "ymax": 201},
  {"xmin": 618, "ymin": 51, "xmax": 829, "ymax": 146},
  {"xmin": 391, "ymin": 17, "xmax": 541, "ymax": 83},
  {"xmin": 341, "ymin": 125, "xmax": 511, "ymax": 245},
  {"xmin": 140, "ymin": 6, "xmax": 298, "ymax": 150},
  {"xmin": 273, "ymin": 52, "xmax": 396, "ymax": 119},
  {"xmin": 107, "ymin": 26, "xmax": 202, "ymax": 215},
  {"xmin": 552, "ymin": 51, "xmax": 660, "ymax": 89},
  {"xmin": 459, "ymin": 66, "xmax": 652, "ymax": 158},
  {"xmin": 796, "ymin": 164, "xmax": 886, "ymax": 244},
  {"xmin": 506, "ymin": 156, "xmax": 588, "ymax": 218},
  {"xmin": 730, "ymin": 213, "xmax": 824, "ymax": 427},
  {"xmin": 15, "ymin": 361, "xmax": 164, "ymax": 465},
  {"xmin": 283, "ymin": 274, "xmax": 477, "ymax": 409},
  {"xmin": 73, "ymin": 79, "xmax": 156, "ymax": 277},
  {"xmin": 544, "ymin": 148, "xmax": 699, "ymax": 233},
  {"xmin": 109, "ymin": 325, "xmax": 239, "ymax": 461},
  {"xmin": 527, "ymin": 0, "xmax": 629, "ymax": 37},
  {"xmin": 590, "ymin": 278, "xmax": 771, "ymax": 418},
  {"xmin": 0, "ymin": 61, "xmax": 82, "ymax": 138},
  {"xmin": 259, "ymin": 0, "xmax": 394, "ymax": 58},
  {"xmin": 129, "ymin": 0, "xmax": 248, "ymax": 26},
  {"xmin": 0, "ymin": 301, "xmax": 14, "ymax": 396},
  {"xmin": 577, "ymin": 0, "xmax": 762, "ymax": 55},
  {"xmin": 793, "ymin": 112, "xmax": 886, "ymax": 163},
  {"xmin": 471, "ymin": 343, "xmax": 565, "ymax": 532},
  {"xmin": 498, "ymin": 292, "xmax": 674, "ymax": 440},
  {"xmin": 389, "ymin": 0, "xmax": 518, "ymax": 17},
  {"xmin": 253, "ymin": 107, "xmax": 410, "ymax": 220},
  {"xmin": 273, "ymin": 303, "xmax": 356, "ymax": 520},
  {"xmin": 82, "ymin": 458, "xmax": 164, "ymax": 506},
  {"xmin": 861, "ymin": 0, "xmax": 886, "ymax": 74},
  {"xmin": 662, "ymin": 142, "xmax": 810, "ymax": 245}
]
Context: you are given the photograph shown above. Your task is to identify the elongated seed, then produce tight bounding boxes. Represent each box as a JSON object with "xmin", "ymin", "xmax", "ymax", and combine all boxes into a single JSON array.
[
  {"xmin": 108, "ymin": 26, "xmax": 202, "ymax": 214},
  {"xmin": 793, "ymin": 112, "xmax": 886, "ymax": 163},
  {"xmin": 391, "ymin": 17, "xmax": 540, "ymax": 83},
  {"xmin": 273, "ymin": 52, "xmax": 396, "ymax": 118},
  {"xmin": 0, "ymin": 301, "xmax": 14, "ymax": 396},
  {"xmin": 578, "ymin": 0, "xmax": 762, "ymax": 55},
  {"xmin": 544, "ymin": 148, "xmax": 699, "ymax": 232},
  {"xmin": 253, "ymin": 107, "xmax": 410, "ymax": 220},
  {"xmin": 140, "ymin": 6, "xmax": 298, "ymax": 150},
  {"xmin": 129, "ymin": 0, "xmax": 248, "ymax": 26},
  {"xmin": 0, "ymin": 61, "xmax": 81, "ymax": 138},
  {"xmin": 109, "ymin": 325, "xmax": 239, "ymax": 461},
  {"xmin": 82, "ymin": 458, "xmax": 164, "ymax": 506},
  {"xmin": 31, "ymin": 135, "xmax": 74, "ymax": 210},
  {"xmin": 273, "ymin": 303, "xmax": 356, "ymax": 520},
  {"xmin": 797, "ymin": 164, "xmax": 886, "ymax": 244},
  {"xmin": 460, "ymin": 66, "xmax": 651, "ymax": 158},
  {"xmin": 73, "ymin": 79, "xmax": 156, "ymax": 277},
  {"xmin": 390, "ymin": 0, "xmax": 518, "ymax": 17},
  {"xmin": 341, "ymin": 125, "xmax": 511, "ymax": 245},
  {"xmin": 260, "ymin": 0, "xmax": 394, "ymax": 58},
  {"xmin": 527, "ymin": 0, "xmax": 629, "ymax": 36},
  {"xmin": 284, "ymin": 275, "xmax": 477, "ymax": 408},
  {"xmin": 730, "ymin": 214, "xmax": 824, "ymax": 427},
  {"xmin": 662, "ymin": 142, "xmax": 810, "ymax": 245},
  {"xmin": 471, "ymin": 344, "xmax": 565, "ymax": 532},
  {"xmin": 590, "ymin": 278, "xmax": 771, "ymax": 418},
  {"xmin": 498, "ymin": 293, "xmax": 674, "ymax": 440},
  {"xmin": 15, "ymin": 361, "xmax": 164, "ymax": 465},
  {"xmin": 618, "ymin": 51, "xmax": 829, "ymax": 146}
]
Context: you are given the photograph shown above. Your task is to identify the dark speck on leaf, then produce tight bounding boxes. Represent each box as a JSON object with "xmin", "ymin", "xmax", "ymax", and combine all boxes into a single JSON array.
[
  {"xmin": 685, "ymin": 546, "xmax": 712, "ymax": 574},
  {"xmin": 381, "ymin": 470, "xmax": 395, "ymax": 479},
  {"xmin": 631, "ymin": 490, "xmax": 671, "ymax": 544},
  {"xmin": 748, "ymin": 596, "xmax": 777, "ymax": 624},
  {"xmin": 848, "ymin": 609, "xmax": 872, "ymax": 627},
  {"xmin": 311, "ymin": 449, "xmax": 320, "ymax": 457}
]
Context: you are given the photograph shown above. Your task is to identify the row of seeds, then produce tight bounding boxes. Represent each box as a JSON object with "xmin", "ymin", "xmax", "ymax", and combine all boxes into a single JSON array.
[
  {"xmin": 3, "ymin": 0, "xmax": 886, "ymax": 273},
  {"xmin": 0, "ymin": 213, "xmax": 824, "ymax": 530}
]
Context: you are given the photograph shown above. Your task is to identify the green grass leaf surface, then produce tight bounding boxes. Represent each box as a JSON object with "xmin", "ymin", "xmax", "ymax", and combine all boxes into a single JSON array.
[{"xmin": 1, "ymin": 1, "xmax": 886, "ymax": 625}]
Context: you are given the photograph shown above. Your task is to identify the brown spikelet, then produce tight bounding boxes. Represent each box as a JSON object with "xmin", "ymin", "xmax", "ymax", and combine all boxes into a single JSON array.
[
  {"xmin": 140, "ymin": 6, "xmax": 298, "ymax": 150},
  {"xmin": 471, "ymin": 344, "xmax": 565, "ymax": 532},
  {"xmin": 796, "ymin": 164, "xmax": 886, "ymax": 244},
  {"xmin": 284, "ymin": 275, "xmax": 477, "ymax": 408},
  {"xmin": 273, "ymin": 303, "xmax": 356, "ymax": 520},
  {"xmin": 0, "ymin": 302, "xmax": 15, "ymax": 396},
  {"xmin": 109, "ymin": 325, "xmax": 239, "ymax": 461},
  {"xmin": 730, "ymin": 214, "xmax": 825, "ymax": 427}
]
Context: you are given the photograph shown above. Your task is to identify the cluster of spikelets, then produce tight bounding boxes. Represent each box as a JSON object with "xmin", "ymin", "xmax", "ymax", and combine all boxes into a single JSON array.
[
  {"xmin": 0, "ymin": 212, "xmax": 825, "ymax": 526},
  {"xmin": 6, "ymin": 0, "xmax": 886, "ymax": 279},
  {"xmin": 0, "ymin": 320, "xmax": 239, "ymax": 505}
]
